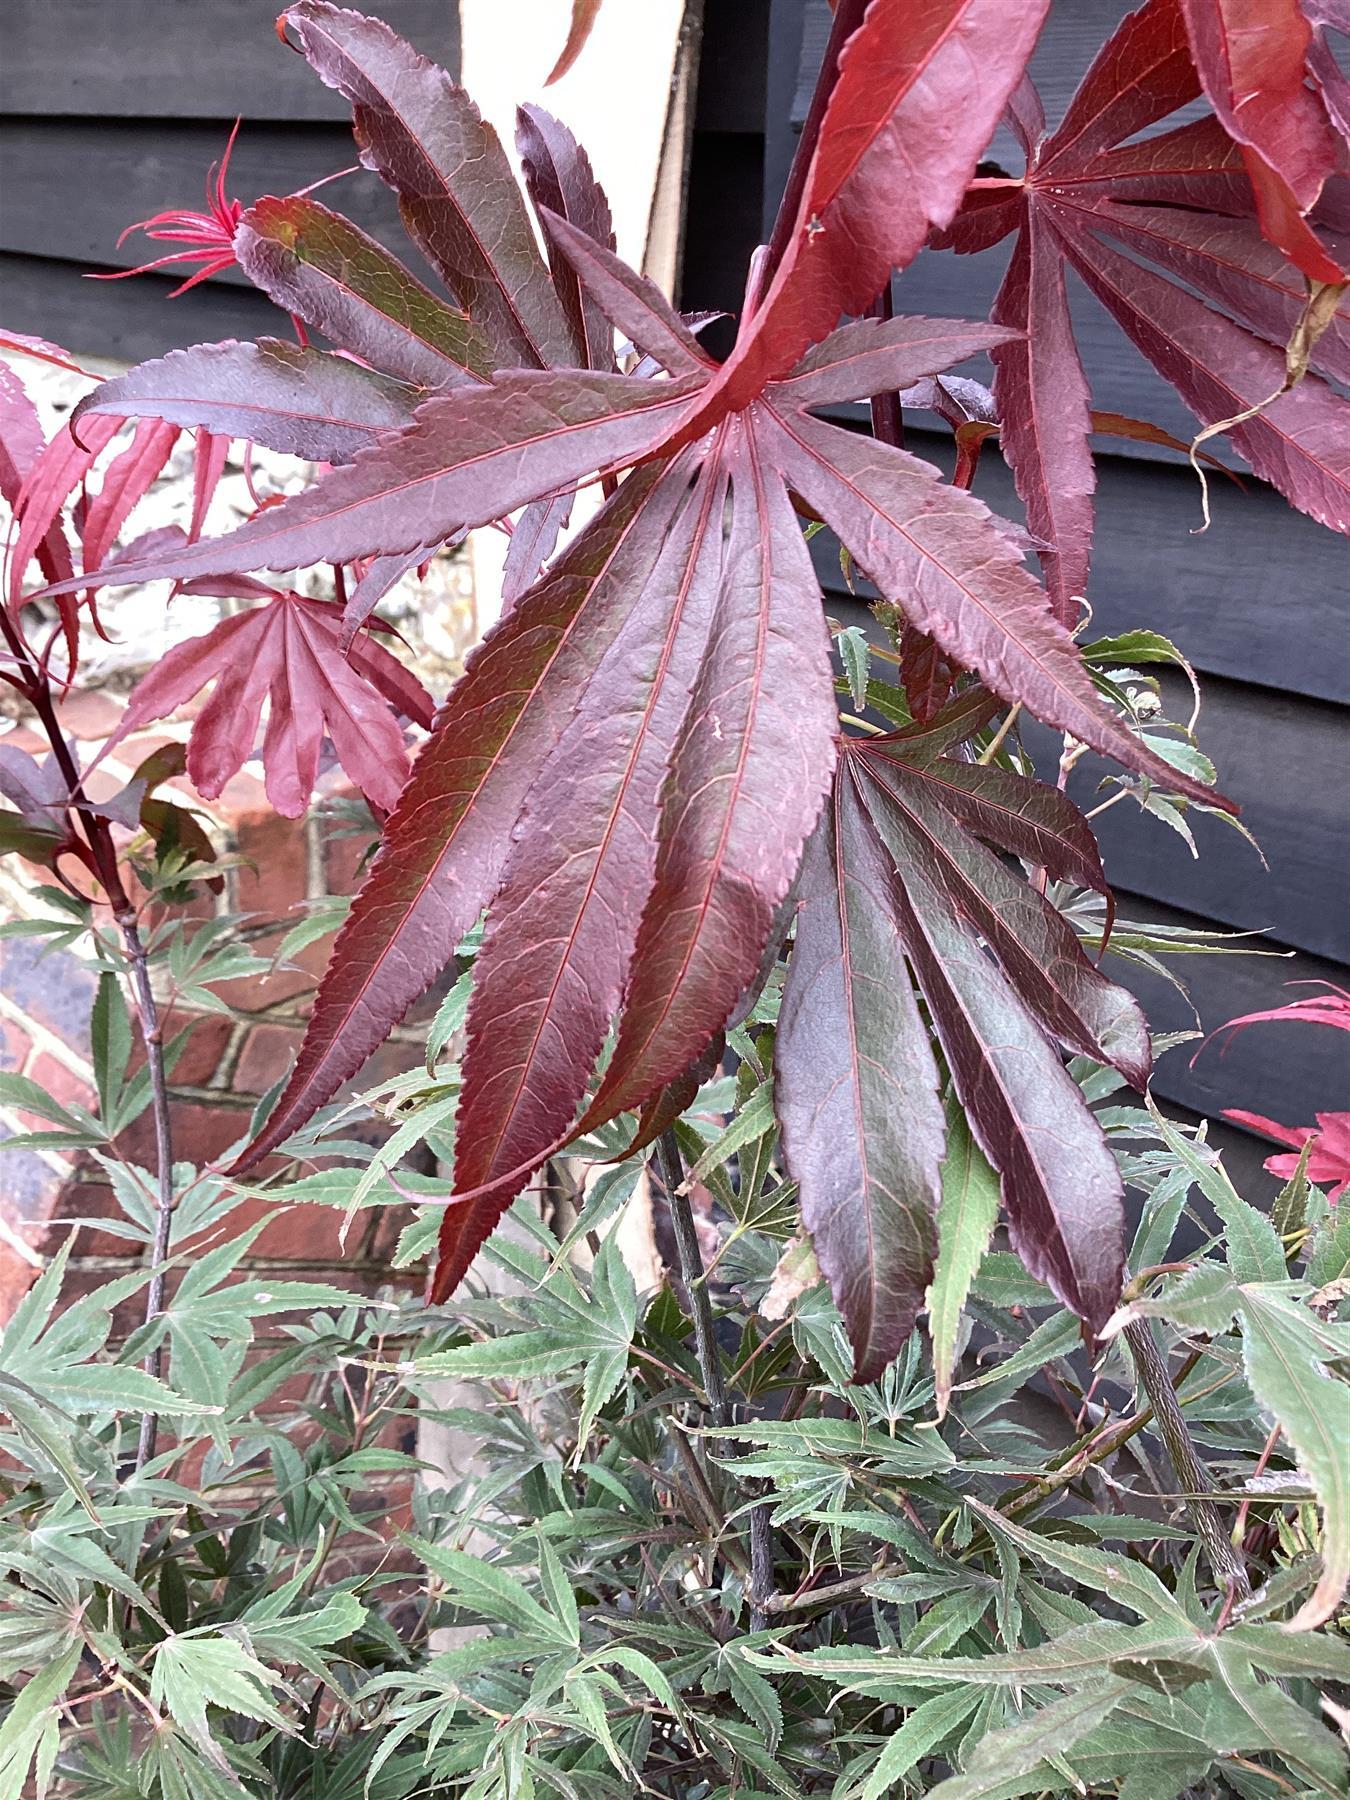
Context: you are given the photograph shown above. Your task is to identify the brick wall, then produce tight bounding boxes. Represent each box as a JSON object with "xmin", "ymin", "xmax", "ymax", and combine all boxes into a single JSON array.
[{"xmin": 0, "ymin": 689, "xmax": 440, "ymax": 1315}]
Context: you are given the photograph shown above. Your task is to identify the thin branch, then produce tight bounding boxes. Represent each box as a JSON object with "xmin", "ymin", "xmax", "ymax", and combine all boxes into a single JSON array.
[
  {"xmin": 1124, "ymin": 1318, "xmax": 1251, "ymax": 1604},
  {"xmin": 655, "ymin": 1127, "xmax": 776, "ymax": 1629},
  {"xmin": 1, "ymin": 609, "xmax": 176, "ymax": 1471}
]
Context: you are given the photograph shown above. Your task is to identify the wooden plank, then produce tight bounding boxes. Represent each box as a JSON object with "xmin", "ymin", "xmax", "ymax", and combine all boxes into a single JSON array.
[
  {"xmin": 763, "ymin": 0, "xmax": 806, "ymax": 236},
  {"xmin": 694, "ymin": 0, "xmax": 771, "ymax": 134},
  {"xmin": 809, "ymin": 433, "xmax": 1350, "ymax": 708},
  {"xmin": 0, "ymin": 253, "xmax": 290, "ymax": 363},
  {"xmin": 1102, "ymin": 892, "xmax": 1349, "ymax": 1165},
  {"xmin": 1069, "ymin": 678, "xmax": 1350, "ymax": 965},
  {"xmin": 813, "ymin": 575, "xmax": 1347, "ymax": 963},
  {"xmin": 1, "ymin": 0, "xmax": 459, "ymax": 120},
  {"xmin": 0, "ymin": 122, "xmax": 416, "ymax": 280}
]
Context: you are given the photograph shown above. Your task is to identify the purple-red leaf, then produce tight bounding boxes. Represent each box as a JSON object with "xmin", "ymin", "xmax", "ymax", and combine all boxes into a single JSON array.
[
  {"xmin": 1058, "ymin": 217, "xmax": 1350, "ymax": 532},
  {"xmin": 73, "ymin": 341, "xmax": 415, "ymax": 464},
  {"xmin": 942, "ymin": 0, "xmax": 1350, "ymax": 548},
  {"xmin": 776, "ymin": 770, "xmax": 944, "ymax": 1381},
  {"xmin": 96, "ymin": 590, "xmax": 431, "ymax": 817},
  {"xmin": 538, "ymin": 206, "xmax": 712, "ymax": 377},
  {"xmin": 9, "ymin": 415, "xmax": 122, "ymax": 608},
  {"xmin": 678, "ymin": 0, "xmax": 1051, "ymax": 429},
  {"xmin": 568, "ymin": 429, "xmax": 838, "ymax": 1136},
  {"xmin": 501, "ymin": 495, "xmax": 571, "ymax": 610},
  {"xmin": 51, "ymin": 369, "xmax": 703, "ymax": 590},
  {"xmin": 990, "ymin": 213, "xmax": 1096, "ymax": 623},
  {"xmin": 853, "ymin": 747, "xmax": 1127, "ymax": 1331},
  {"xmin": 231, "ymin": 465, "xmax": 679, "ymax": 1171},
  {"xmin": 772, "ymin": 314, "xmax": 1016, "ymax": 409},
  {"xmin": 1179, "ymin": 0, "xmax": 1344, "ymax": 281},
  {"xmin": 81, "ymin": 419, "xmax": 179, "ymax": 581},
  {"xmin": 436, "ymin": 465, "xmax": 728, "ymax": 1288},
  {"xmin": 545, "ymin": 0, "xmax": 603, "ymax": 85},
  {"xmin": 517, "ymin": 105, "xmax": 616, "ymax": 372},
  {"xmin": 1083, "ymin": 199, "xmax": 1350, "ymax": 385},
  {"xmin": 283, "ymin": 0, "xmax": 572, "ymax": 366},
  {"xmin": 235, "ymin": 195, "xmax": 495, "ymax": 388},
  {"xmin": 857, "ymin": 743, "xmax": 1150, "ymax": 1085},
  {"xmin": 759, "ymin": 403, "xmax": 1229, "ymax": 807}
]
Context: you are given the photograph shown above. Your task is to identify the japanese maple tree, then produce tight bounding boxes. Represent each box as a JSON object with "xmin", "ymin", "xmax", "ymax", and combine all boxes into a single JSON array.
[{"xmin": 14, "ymin": 0, "xmax": 1350, "ymax": 1381}]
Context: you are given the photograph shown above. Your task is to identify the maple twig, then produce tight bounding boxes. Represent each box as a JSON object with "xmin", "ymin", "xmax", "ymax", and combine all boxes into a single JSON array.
[
  {"xmin": 655, "ymin": 1126, "xmax": 776, "ymax": 1628},
  {"xmin": 1123, "ymin": 1318, "xmax": 1251, "ymax": 1603},
  {"xmin": 0, "ymin": 609, "xmax": 176, "ymax": 1471}
]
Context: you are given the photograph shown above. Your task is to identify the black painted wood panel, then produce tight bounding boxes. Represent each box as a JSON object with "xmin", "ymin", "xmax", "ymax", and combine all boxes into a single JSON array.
[
  {"xmin": 2, "ymin": 0, "xmax": 459, "ymax": 120},
  {"xmin": 0, "ymin": 122, "xmax": 416, "ymax": 280},
  {"xmin": 0, "ymin": 1, "xmax": 457, "ymax": 357}
]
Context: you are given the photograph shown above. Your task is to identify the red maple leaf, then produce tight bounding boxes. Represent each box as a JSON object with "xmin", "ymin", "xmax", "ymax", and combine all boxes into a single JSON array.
[{"xmin": 96, "ymin": 587, "xmax": 433, "ymax": 818}]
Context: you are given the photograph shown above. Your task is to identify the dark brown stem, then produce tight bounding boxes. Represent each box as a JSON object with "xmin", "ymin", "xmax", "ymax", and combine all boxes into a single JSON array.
[
  {"xmin": 2, "ymin": 608, "xmax": 176, "ymax": 1470},
  {"xmin": 869, "ymin": 285, "xmax": 904, "ymax": 450},
  {"xmin": 122, "ymin": 906, "xmax": 175, "ymax": 1471},
  {"xmin": 655, "ymin": 1127, "xmax": 776, "ymax": 1629},
  {"xmin": 1123, "ymin": 1318, "xmax": 1251, "ymax": 1605},
  {"xmin": 762, "ymin": 0, "xmax": 869, "ymax": 286}
]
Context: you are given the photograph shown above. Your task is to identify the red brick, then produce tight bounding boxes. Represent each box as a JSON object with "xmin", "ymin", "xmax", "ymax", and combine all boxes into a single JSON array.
[
  {"xmin": 0, "ymin": 1019, "xmax": 33, "ymax": 1073},
  {"xmin": 27, "ymin": 1053, "xmax": 95, "ymax": 1114},
  {"xmin": 163, "ymin": 1013, "xmax": 235, "ymax": 1089},
  {"xmin": 232, "ymin": 811, "xmax": 311, "ymax": 920},
  {"xmin": 232, "ymin": 1023, "xmax": 303, "ymax": 1097},
  {"xmin": 124, "ymin": 1095, "xmax": 252, "ymax": 1174},
  {"xmin": 59, "ymin": 689, "xmax": 126, "ymax": 741}
]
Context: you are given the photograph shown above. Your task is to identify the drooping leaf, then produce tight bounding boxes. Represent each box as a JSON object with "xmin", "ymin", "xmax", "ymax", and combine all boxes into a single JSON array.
[
  {"xmin": 437, "ymin": 465, "xmax": 728, "ymax": 1286},
  {"xmin": 775, "ymin": 770, "xmax": 945, "ymax": 1382},
  {"xmin": 1179, "ymin": 0, "xmax": 1344, "ymax": 283},
  {"xmin": 566, "ymin": 431, "xmax": 838, "ymax": 1137},
  {"xmin": 72, "ymin": 339, "xmax": 416, "ymax": 463},
  {"xmin": 855, "ymin": 737, "xmax": 1151, "ymax": 1084},
  {"xmin": 853, "ymin": 750, "xmax": 1129, "ymax": 1332},
  {"xmin": 433, "ymin": 435, "xmax": 839, "ymax": 1295},
  {"xmin": 94, "ymin": 589, "xmax": 433, "ymax": 817},
  {"xmin": 235, "ymin": 195, "xmax": 495, "ymax": 387},
  {"xmin": 282, "ymin": 0, "xmax": 572, "ymax": 366}
]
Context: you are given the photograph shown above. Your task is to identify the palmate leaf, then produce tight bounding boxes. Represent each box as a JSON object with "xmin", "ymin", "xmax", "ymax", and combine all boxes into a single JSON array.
[
  {"xmin": 941, "ymin": 0, "xmax": 1350, "ymax": 596},
  {"xmin": 777, "ymin": 702, "xmax": 1147, "ymax": 1358},
  {"xmin": 234, "ymin": 195, "xmax": 495, "ymax": 389},
  {"xmin": 90, "ymin": 588, "xmax": 432, "ymax": 818},
  {"xmin": 38, "ymin": 1, "xmax": 1249, "ymax": 1337}
]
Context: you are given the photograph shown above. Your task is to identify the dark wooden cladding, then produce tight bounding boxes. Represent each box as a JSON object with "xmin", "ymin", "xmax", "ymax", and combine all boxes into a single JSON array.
[
  {"xmin": 1, "ymin": 0, "xmax": 459, "ymax": 120},
  {"xmin": 0, "ymin": 123, "xmax": 418, "ymax": 282},
  {"xmin": 753, "ymin": 0, "xmax": 1349, "ymax": 1163},
  {"xmin": 0, "ymin": 1, "xmax": 457, "ymax": 357},
  {"xmin": 1, "ymin": 255, "xmax": 294, "ymax": 365}
]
